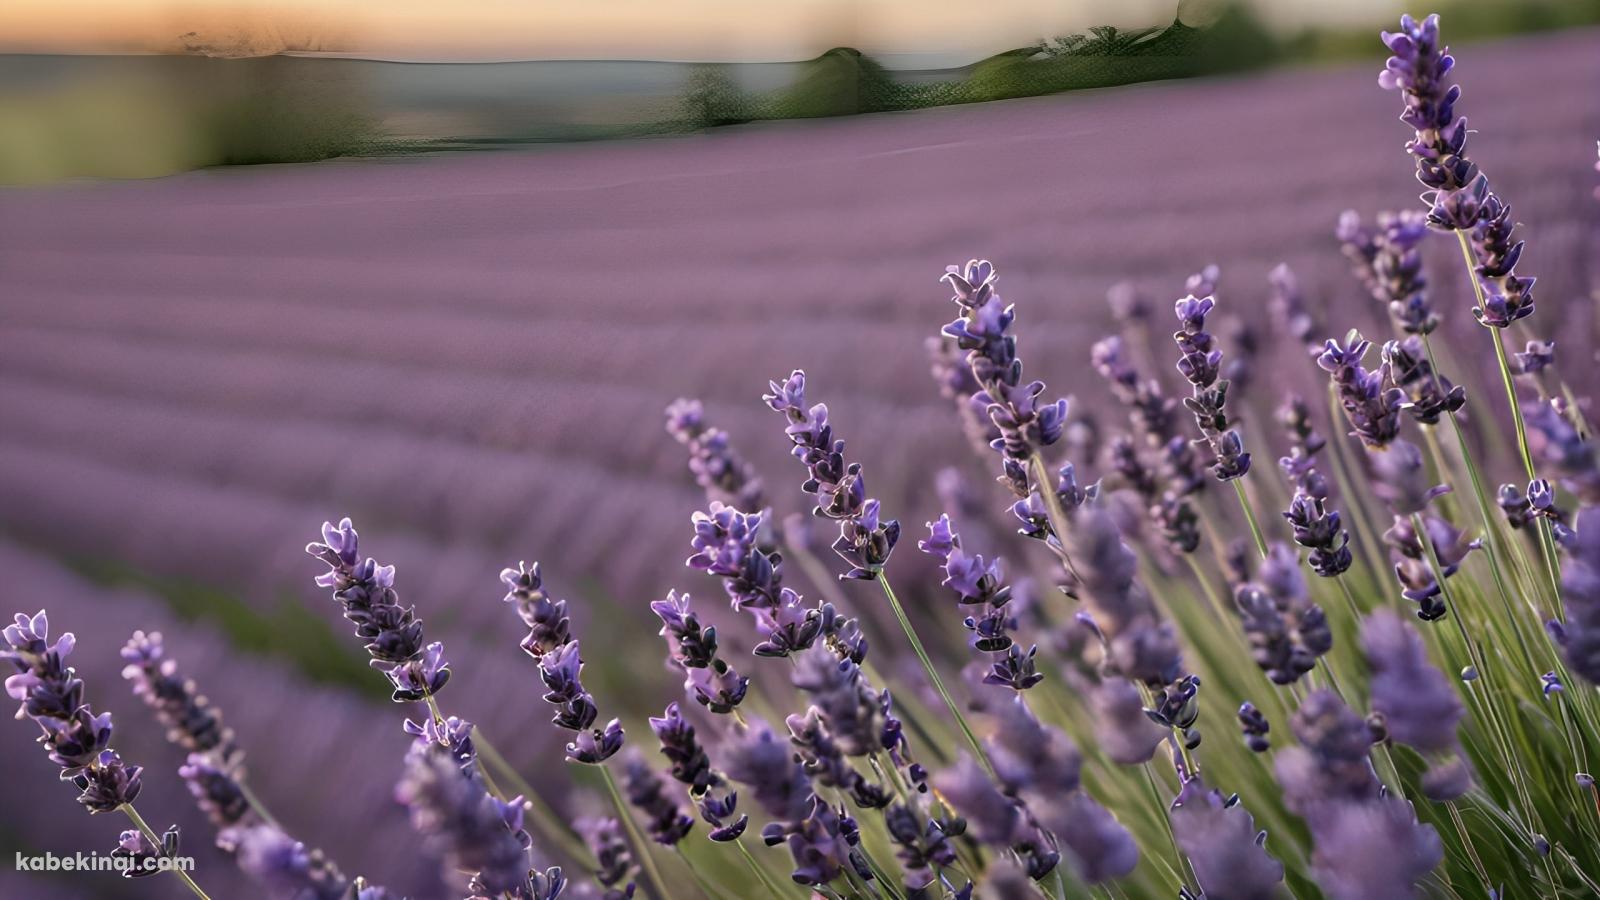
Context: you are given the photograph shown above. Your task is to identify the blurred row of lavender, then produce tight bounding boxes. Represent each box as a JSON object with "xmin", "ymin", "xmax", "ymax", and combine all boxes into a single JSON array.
[{"xmin": 2, "ymin": 15, "xmax": 1598, "ymax": 900}]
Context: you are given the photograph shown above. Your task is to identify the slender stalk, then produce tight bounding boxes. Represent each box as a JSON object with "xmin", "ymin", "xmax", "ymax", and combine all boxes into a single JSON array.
[
  {"xmin": 472, "ymin": 729, "xmax": 591, "ymax": 865},
  {"xmin": 237, "ymin": 780, "xmax": 282, "ymax": 831},
  {"xmin": 875, "ymin": 572, "xmax": 996, "ymax": 777},
  {"xmin": 1231, "ymin": 477, "xmax": 1269, "ymax": 559},
  {"xmin": 600, "ymin": 763, "xmax": 670, "ymax": 900},
  {"xmin": 123, "ymin": 804, "xmax": 211, "ymax": 899},
  {"xmin": 736, "ymin": 837, "xmax": 793, "ymax": 898},
  {"xmin": 1030, "ymin": 454, "xmax": 1082, "ymax": 578}
]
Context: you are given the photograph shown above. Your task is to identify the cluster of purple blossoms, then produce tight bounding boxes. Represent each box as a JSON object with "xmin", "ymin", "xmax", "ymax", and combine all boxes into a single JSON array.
[
  {"xmin": 938, "ymin": 260, "xmax": 1069, "ymax": 471},
  {"xmin": 222, "ymin": 824, "xmax": 384, "ymax": 900},
  {"xmin": 1380, "ymin": 13, "xmax": 1536, "ymax": 326},
  {"xmin": 648, "ymin": 702, "xmax": 748, "ymax": 841},
  {"xmin": 722, "ymin": 719, "xmax": 866, "ymax": 887},
  {"xmin": 1237, "ymin": 702, "xmax": 1271, "ymax": 753},
  {"xmin": 651, "ymin": 591, "xmax": 750, "ymax": 715},
  {"xmin": 926, "ymin": 334, "xmax": 1003, "ymax": 458},
  {"xmin": 1362, "ymin": 610, "xmax": 1474, "ymax": 800},
  {"xmin": 1498, "ymin": 479, "xmax": 1565, "ymax": 531},
  {"xmin": 120, "ymin": 630, "xmax": 239, "ymax": 765},
  {"xmin": 1172, "ymin": 288, "xmax": 1251, "ymax": 481},
  {"xmin": 1318, "ymin": 335, "xmax": 1404, "ymax": 449},
  {"xmin": 1277, "ymin": 395, "xmax": 1352, "ymax": 577},
  {"xmin": 1551, "ymin": 508, "xmax": 1600, "ymax": 684},
  {"xmin": 1526, "ymin": 400, "xmax": 1600, "ymax": 505},
  {"xmin": 918, "ymin": 515, "xmax": 1042, "ymax": 692},
  {"xmin": 1384, "ymin": 510, "xmax": 1479, "ymax": 622},
  {"xmin": 4, "ymin": 610, "xmax": 144, "ymax": 814},
  {"xmin": 501, "ymin": 561, "xmax": 624, "ymax": 764},
  {"xmin": 764, "ymin": 370, "xmax": 901, "ymax": 580},
  {"xmin": 1275, "ymin": 690, "xmax": 1442, "ymax": 899},
  {"xmin": 1231, "ymin": 544, "xmax": 1334, "ymax": 685},
  {"xmin": 1169, "ymin": 771, "xmax": 1285, "ymax": 900},
  {"xmin": 664, "ymin": 398, "xmax": 768, "ymax": 513},
  {"xmin": 1381, "ymin": 336, "xmax": 1465, "ymax": 426},
  {"xmin": 398, "ymin": 745, "xmax": 563, "ymax": 900},
  {"xmin": 686, "ymin": 503, "xmax": 816, "ymax": 656},
  {"xmin": 1267, "ymin": 263, "xmax": 1319, "ymax": 352},
  {"xmin": 579, "ymin": 817, "xmax": 637, "ymax": 900},
  {"xmin": 1337, "ymin": 210, "xmax": 1439, "ymax": 335},
  {"xmin": 1091, "ymin": 335, "xmax": 1205, "ymax": 553},
  {"xmin": 306, "ymin": 518, "xmax": 451, "ymax": 703}
]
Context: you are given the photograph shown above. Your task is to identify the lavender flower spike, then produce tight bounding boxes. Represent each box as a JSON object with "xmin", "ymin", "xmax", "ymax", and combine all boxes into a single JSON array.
[
  {"xmin": 120, "ymin": 631, "xmax": 239, "ymax": 765},
  {"xmin": 764, "ymin": 370, "xmax": 900, "ymax": 580},
  {"xmin": 918, "ymin": 514, "xmax": 1042, "ymax": 691},
  {"xmin": 1552, "ymin": 506, "xmax": 1600, "ymax": 683},
  {"xmin": 1362, "ymin": 610, "xmax": 1473, "ymax": 799},
  {"xmin": 664, "ymin": 398, "xmax": 767, "ymax": 512},
  {"xmin": 1173, "ymin": 291, "xmax": 1251, "ymax": 481},
  {"xmin": 306, "ymin": 518, "xmax": 450, "ymax": 703},
  {"xmin": 1170, "ymin": 774, "xmax": 1285, "ymax": 899},
  {"xmin": 4, "ymin": 609, "xmax": 142, "ymax": 813},
  {"xmin": 538, "ymin": 641, "xmax": 625, "ymax": 764}
]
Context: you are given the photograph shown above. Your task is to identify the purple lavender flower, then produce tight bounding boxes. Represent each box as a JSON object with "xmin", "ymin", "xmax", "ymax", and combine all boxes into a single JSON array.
[
  {"xmin": 1362, "ymin": 610, "xmax": 1473, "ymax": 798},
  {"xmin": 501, "ymin": 562, "xmax": 571, "ymax": 658},
  {"xmin": 721, "ymin": 719, "xmax": 814, "ymax": 824},
  {"xmin": 938, "ymin": 260, "xmax": 1069, "ymax": 463},
  {"xmin": 1308, "ymin": 796, "xmax": 1444, "ymax": 900},
  {"xmin": 1088, "ymin": 678, "xmax": 1166, "ymax": 765},
  {"xmin": 664, "ymin": 398, "xmax": 767, "ymax": 512},
  {"xmin": 3, "ymin": 610, "xmax": 142, "ymax": 813},
  {"xmin": 933, "ymin": 756, "xmax": 1060, "ymax": 881},
  {"xmin": 120, "ymin": 630, "xmax": 238, "ymax": 764},
  {"xmin": 180, "ymin": 752, "xmax": 249, "ymax": 828},
  {"xmin": 790, "ymin": 647, "xmax": 888, "ymax": 758},
  {"xmin": 1552, "ymin": 507, "xmax": 1600, "ymax": 683},
  {"xmin": 1318, "ymin": 336, "xmax": 1403, "ymax": 449},
  {"xmin": 883, "ymin": 803, "xmax": 957, "ymax": 891},
  {"xmin": 918, "ymin": 515, "xmax": 1043, "ymax": 692},
  {"xmin": 1338, "ymin": 210, "xmax": 1439, "ymax": 335},
  {"xmin": 1275, "ymin": 691, "xmax": 1380, "ymax": 815},
  {"xmin": 1513, "ymin": 341, "xmax": 1556, "ymax": 378},
  {"xmin": 764, "ymin": 370, "xmax": 901, "ymax": 580},
  {"xmin": 1526, "ymin": 401, "xmax": 1600, "ymax": 504},
  {"xmin": 306, "ymin": 518, "xmax": 450, "ymax": 702},
  {"xmin": 1469, "ymin": 191, "xmax": 1536, "ymax": 328},
  {"xmin": 397, "ymin": 746, "xmax": 546, "ymax": 898},
  {"xmin": 1234, "ymin": 583, "xmax": 1316, "ymax": 685},
  {"xmin": 1238, "ymin": 702, "xmax": 1271, "ymax": 753},
  {"xmin": 1382, "ymin": 337, "xmax": 1465, "ymax": 426},
  {"xmin": 1267, "ymin": 263, "xmax": 1318, "ymax": 350},
  {"xmin": 579, "ymin": 817, "xmax": 637, "ymax": 899},
  {"xmin": 786, "ymin": 708, "xmax": 889, "ymax": 809},
  {"xmin": 1170, "ymin": 775, "xmax": 1285, "ymax": 899},
  {"xmin": 1384, "ymin": 514, "xmax": 1478, "ymax": 622},
  {"xmin": 221, "ymin": 824, "xmax": 354, "ymax": 900},
  {"xmin": 1173, "ymin": 291, "xmax": 1251, "ymax": 481},
  {"xmin": 926, "ymin": 335, "xmax": 1004, "ymax": 457},
  {"xmin": 650, "ymin": 591, "xmax": 720, "ymax": 669},
  {"xmin": 622, "ymin": 750, "xmax": 694, "ymax": 846},
  {"xmin": 647, "ymin": 703, "xmax": 748, "ymax": 840}
]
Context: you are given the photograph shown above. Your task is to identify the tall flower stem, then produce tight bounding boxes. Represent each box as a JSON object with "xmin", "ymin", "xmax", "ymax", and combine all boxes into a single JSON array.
[
  {"xmin": 123, "ymin": 804, "xmax": 211, "ymax": 899},
  {"xmin": 1231, "ymin": 478, "xmax": 1269, "ymax": 559},
  {"xmin": 600, "ymin": 763, "xmax": 670, "ymax": 900},
  {"xmin": 735, "ymin": 837, "xmax": 793, "ymax": 898},
  {"xmin": 875, "ymin": 573, "xmax": 995, "ymax": 778},
  {"xmin": 1453, "ymin": 231, "xmax": 1563, "ymax": 610}
]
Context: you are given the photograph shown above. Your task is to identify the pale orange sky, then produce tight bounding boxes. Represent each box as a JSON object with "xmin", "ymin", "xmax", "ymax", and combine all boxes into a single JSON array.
[{"xmin": 0, "ymin": 0, "xmax": 1409, "ymax": 62}]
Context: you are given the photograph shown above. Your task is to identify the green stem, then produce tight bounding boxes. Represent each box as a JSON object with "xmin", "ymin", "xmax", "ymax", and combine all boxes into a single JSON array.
[
  {"xmin": 1231, "ymin": 477, "xmax": 1269, "ymax": 559},
  {"xmin": 600, "ymin": 763, "xmax": 670, "ymax": 900},
  {"xmin": 123, "ymin": 804, "xmax": 211, "ymax": 899},
  {"xmin": 1030, "ymin": 454, "xmax": 1082, "ymax": 578},
  {"xmin": 875, "ymin": 573, "xmax": 996, "ymax": 778},
  {"xmin": 736, "ymin": 837, "xmax": 793, "ymax": 898}
]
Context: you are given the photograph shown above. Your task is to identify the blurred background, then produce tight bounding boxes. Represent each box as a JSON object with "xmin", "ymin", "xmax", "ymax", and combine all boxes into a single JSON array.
[{"xmin": 0, "ymin": 0, "xmax": 1596, "ymax": 897}]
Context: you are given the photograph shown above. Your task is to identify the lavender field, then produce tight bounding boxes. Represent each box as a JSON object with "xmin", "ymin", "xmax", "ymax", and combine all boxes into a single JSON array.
[{"xmin": 2, "ymin": 24, "xmax": 1598, "ymax": 900}]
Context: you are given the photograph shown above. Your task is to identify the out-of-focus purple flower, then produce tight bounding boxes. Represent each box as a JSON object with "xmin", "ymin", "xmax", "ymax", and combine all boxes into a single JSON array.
[
  {"xmin": 622, "ymin": 750, "xmax": 694, "ymax": 846},
  {"xmin": 1268, "ymin": 263, "xmax": 1318, "ymax": 350},
  {"xmin": 1238, "ymin": 702, "xmax": 1271, "ymax": 753},
  {"xmin": 664, "ymin": 398, "xmax": 767, "ymax": 513},
  {"xmin": 1514, "ymin": 341, "xmax": 1556, "ymax": 378},
  {"xmin": 180, "ymin": 752, "xmax": 250, "ymax": 828},
  {"xmin": 1370, "ymin": 439, "xmax": 1444, "ymax": 517},
  {"xmin": 306, "ymin": 518, "xmax": 450, "ymax": 703},
  {"xmin": 1338, "ymin": 210, "xmax": 1438, "ymax": 335},
  {"xmin": 983, "ymin": 699, "xmax": 1081, "ymax": 797},
  {"xmin": 3, "ymin": 609, "xmax": 143, "ymax": 813},
  {"xmin": 1552, "ymin": 507, "xmax": 1600, "ymax": 682},
  {"xmin": 764, "ymin": 370, "xmax": 901, "ymax": 580},
  {"xmin": 1172, "ymin": 290, "xmax": 1252, "ymax": 481},
  {"xmin": 777, "ymin": 797, "xmax": 863, "ymax": 887},
  {"xmin": 1382, "ymin": 337, "xmax": 1465, "ymax": 425},
  {"xmin": 938, "ymin": 260, "xmax": 1069, "ymax": 463},
  {"xmin": 927, "ymin": 335, "xmax": 1003, "ymax": 457},
  {"xmin": 579, "ymin": 817, "xmax": 637, "ymax": 899},
  {"xmin": 1319, "ymin": 336, "xmax": 1403, "ymax": 449},
  {"xmin": 722, "ymin": 719, "xmax": 814, "ymax": 824},
  {"xmin": 1170, "ymin": 775, "xmax": 1285, "ymax": 900},
  {"xmin": 501, "ymin": 562, "xmax": 571, "ymax": 658},
  {"xmin": 883, "ymin": 803, "xmax": 956, "ymax": 891},
  {"xmin": 1362, "ymin": 610, "xmax": 1473, "ymax": 799},
  {"xmin": 1526, "ymin": 401, "xmax": 1600, "ymax": 504},
  {"xmin": 1088, "ymin": 678, "xmax": 1166, "ymax": 765},
  {"xmin": 931, "ymin": 756, "xmax": 1022, "ymax": 848},
  {"xmin": 791, "ymin": 647, "xmax": 888, "ymax": 757},
  {"xmin": 1234, "ymin": 584, "xmax": 1315, "ymax": 685},
  {"xmin": 222, "ymin": 823, "xmax": 354, "ymax": 900},
  {"xmin": 120, "ymin": 630, "xmax": 238, "ymax": 764},
  {"xmin": 112, "ymin": 824, "xmax": 181, "ymax": 880},
  {"xmin": 1275, "ymin": 691, "xmax": 1380, "ymax": 815},
  {"xmin": 1307, "ymin": 796, "xmax": 1444, "ymax": 900},
  {"xmin": 397, "ymin": 746, "xmax": 543, "ymax": 898},
  {"xmin": 786, "ymin": 708, "xmax": 889, "ymax": 810}
]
